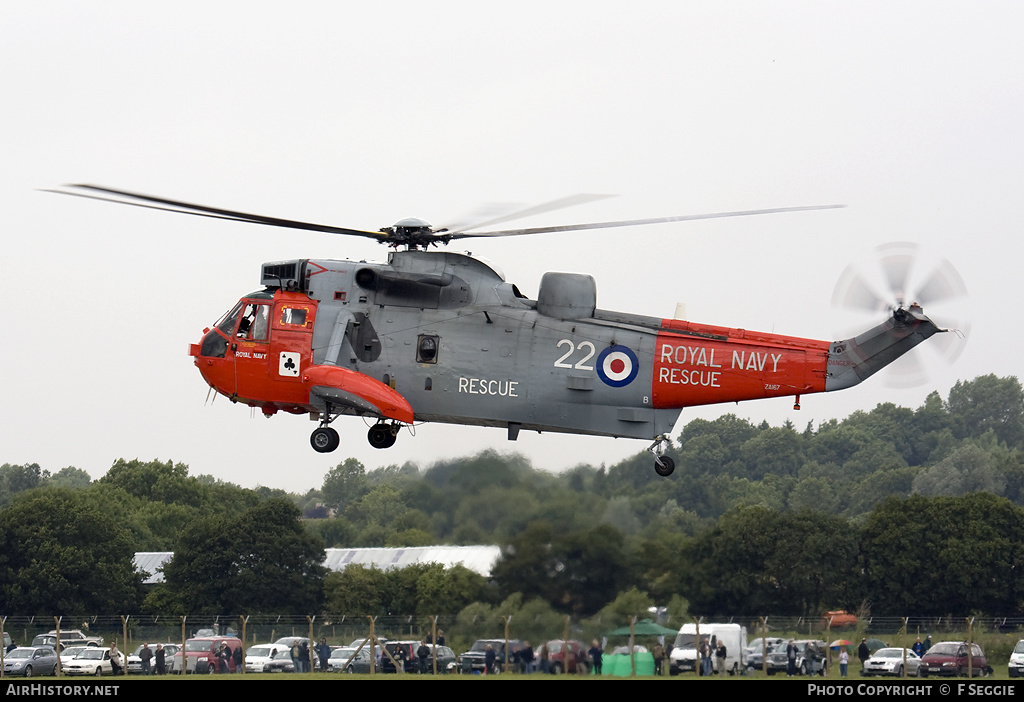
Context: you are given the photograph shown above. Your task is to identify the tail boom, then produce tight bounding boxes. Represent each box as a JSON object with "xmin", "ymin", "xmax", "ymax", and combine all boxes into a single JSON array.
[{"xmin": 825, "ymin": 305, "xmax": 943, "ymax": 391}]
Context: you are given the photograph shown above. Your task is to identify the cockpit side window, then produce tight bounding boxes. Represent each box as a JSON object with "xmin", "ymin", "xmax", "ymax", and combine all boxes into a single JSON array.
[{"xmin": 237, "ymin": 303, "xmax": 270, "ymax": 341}]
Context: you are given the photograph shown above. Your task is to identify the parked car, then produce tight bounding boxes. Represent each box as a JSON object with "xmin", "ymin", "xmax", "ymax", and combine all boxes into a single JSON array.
[
  {"xmin": 748, "ymin": 642, "xmax": 783, "ymax": 670},
  {"xmin": 32, "ymin": 630, "xmax": 103, "ymax": 649},
  {"xmin": 2, "ymin": 647, "xmax": 59, "ymax": 677},
  {"xmin": 127, "ymin": 643, "xmax": 179, "ymax": 674},
  {"xmin": 863, "ymin": 648, "xmax": 922, "ymax": 677},
  {"xmin": 172, "ymin": 636, "xmax": 243, "ymax": 673},
  {"xmin": 745, "ymin": 638, "xmax": 782, "ymax": 667},
  {"xmin": 919, "ymin": 641, "xmax": 990, "ymax": 678},
  {"xmin": 382, "ymin": 641, "xmax": 456, "ymax": 674},
  {"xmin": 272, "ymin": 638, "xmax": 318, "ymax": 671},
  {"xmin": 458, "ymin": 638, "xmax": 523, "ymax": 674},
  {"xmin": 245, "ymin": 643, "xmax": 288, "ymax": 673},
  {"xmin": 266, "ymin": 649, "xmax": 296, "ymax": 673},
  {"xmin": 63, "ymin": 647, "xmax": 114, "ymax": 676},
  {"xmin": 194, "ymin": 627, "xmax": 237, "ymax": 638},
  {"xmin": 329, "ymin": 646, "xmax": 374, "ymax": 674},
  {"xmin": 273, "ymin": 636, "xmax": 310, "ymax": 648},
  {"xmin": 544, "ymin": 639, "xmax": 588, "ymax": 674},
  {"xmin": 59, "ymin": 646, "xmax": 90, "ymax": 670},
  {"xmin": 766, "ymin": 640, "xmax": 829, "ymax": 676},
  {"xmin": 1008, "ymin": 640, "xmax": 1024, "ymax": 678},
  {"xmin": 347, "ymin": 637, "xmax": 385, "ymax": 659}
]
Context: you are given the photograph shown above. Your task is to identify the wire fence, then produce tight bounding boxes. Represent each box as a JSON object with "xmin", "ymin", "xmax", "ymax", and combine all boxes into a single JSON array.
[{"xmin": 5, "ymin": 613, "xmax": 1024, "ymax": 652}]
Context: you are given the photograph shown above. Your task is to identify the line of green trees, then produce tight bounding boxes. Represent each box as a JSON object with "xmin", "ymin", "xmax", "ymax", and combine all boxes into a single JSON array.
[{"xmin": 1, "ymin": 374, "xmax": 1022, "ymax": 619}]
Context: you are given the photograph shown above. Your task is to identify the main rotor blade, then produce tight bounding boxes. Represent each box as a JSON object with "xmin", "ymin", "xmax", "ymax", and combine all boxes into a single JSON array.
[
  {"xmin": 443, "ymin": 194, "xmax": 616, "ymax": 234},
  {"xmin": 47, "ymin": 184, "xmax": 387, "ymax": 241},
  {"xmin": 447, "ymin": 204, "xmax": 845, "ymax": 239}
]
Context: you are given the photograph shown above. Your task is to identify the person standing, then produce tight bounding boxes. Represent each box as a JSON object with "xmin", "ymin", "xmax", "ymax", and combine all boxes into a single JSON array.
[
  {"xmin": 109, "ymin": 642, "xmax": 123, "ymax": 676},
  {"xmin": 139, "ymin": 643, "xmax": 153, "ymax": 675},
  {"xmin": 484, "ymin": 644, "xmax": 496, "ymax": 674},
  {"xmin": 317, "ymin": 638, "xmax": 331, "ymax": 672},
  {"xmin": 588, "ymin": 640, "xmax": 603, "ymax": 676},
  {"xmin": 217, "ymin": 643, "xmax": 230, "ymax": 673},
  {"xmin": 858, "ymin": 638, "xmax": 870, "ymax": 673},
  {"xmin": 839, "ymin": 648, "xmax": 849, "ymax": 678},
  {"xmin": 520, "ymin": 640, "xmax": 535, "ymax": 674},
  {"xmin": 787, "ymin": 640, "xmax": 798, "ymax": 676},
  {"xmin": 805, "ymin": 642, "xmax": 818, "ymax": 676},
  {"xmin": 417, "ymin": 641, "xmax": 430, "ymax": 674},
  {"xmin": 716, "ymin": 640, "xmax": 727, "ymax": 676},
  {"xmin": 154, "ymin": 644, "xmax": 166, "ymax": 675}
]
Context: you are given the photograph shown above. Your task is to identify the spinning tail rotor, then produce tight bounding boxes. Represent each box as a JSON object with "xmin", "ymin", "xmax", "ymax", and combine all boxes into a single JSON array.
[{"xmin": 832, "ymin": 242, "xmax": 970, "ymax": 387}]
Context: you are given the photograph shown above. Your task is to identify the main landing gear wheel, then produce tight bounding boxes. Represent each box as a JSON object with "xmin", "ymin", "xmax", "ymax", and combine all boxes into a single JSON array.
[
  {"xmin": 654, "ymin": 455, "xmax": 675, "ymax": 477},
  {"xmin": 310, "ymin": 427, "xmax": 340, "ymax": 453},
  {"xmin": 367, "ymin": 422, "xmax": 398, "ymax": 449}
]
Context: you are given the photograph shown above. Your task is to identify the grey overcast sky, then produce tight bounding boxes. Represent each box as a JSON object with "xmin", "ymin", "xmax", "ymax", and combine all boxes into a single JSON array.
[{"xmin": 3, "ymin": 2, "xmax": 1022, "ymax": 490}]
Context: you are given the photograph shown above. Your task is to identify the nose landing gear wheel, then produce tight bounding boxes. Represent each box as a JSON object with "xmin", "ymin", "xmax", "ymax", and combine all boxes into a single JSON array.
[
  {"xmin": 310, "ymin": 427, "xmax": 340, "ymax": 453},
  {"xmin": 367, "ymin": 422, "xmax": 398, "ymax": 449}
]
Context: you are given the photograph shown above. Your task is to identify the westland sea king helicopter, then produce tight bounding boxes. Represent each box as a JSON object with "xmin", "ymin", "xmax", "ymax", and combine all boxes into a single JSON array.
[{"xmin": 53, "ymin": 185, "xmax": 967, "ymax": 475}]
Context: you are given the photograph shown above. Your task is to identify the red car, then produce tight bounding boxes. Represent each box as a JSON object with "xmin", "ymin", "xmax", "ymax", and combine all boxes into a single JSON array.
[
  {"xmin": 174, "ymin": 637, "xmax": 243, "ymax": 673},
  {"xmin": 919, "ymin": 641, "xmax": 990, "ymax": 677},
  {"xmin": 544, "ymin": 639, "xmax": 588, "ymax": 674}
]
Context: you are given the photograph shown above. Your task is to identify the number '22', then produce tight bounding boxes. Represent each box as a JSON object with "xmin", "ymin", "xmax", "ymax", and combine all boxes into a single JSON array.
[{"xmin": 554, "ymin": 339, "xmax": 595, "ymax": 370}]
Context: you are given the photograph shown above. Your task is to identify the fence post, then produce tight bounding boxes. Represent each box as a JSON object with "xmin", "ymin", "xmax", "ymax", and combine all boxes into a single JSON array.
[{"xmin": 179, "ymin": 616, "xmax": 186, "ymax": 676}]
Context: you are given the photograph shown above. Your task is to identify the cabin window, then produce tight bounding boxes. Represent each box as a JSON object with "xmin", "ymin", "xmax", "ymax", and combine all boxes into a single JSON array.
[
  {"xmin": 280, "ymin": 307, "xmax": 308, "ymax": 326},
  {"xmin": 417, "ymin": 335, "xmax": 439, "ymax": 364}
]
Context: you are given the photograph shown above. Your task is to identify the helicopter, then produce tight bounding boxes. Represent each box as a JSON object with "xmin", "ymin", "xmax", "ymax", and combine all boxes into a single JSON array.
[{"xmin": 51, "ymin": 185, "xmax": 960, "ymax": 476}]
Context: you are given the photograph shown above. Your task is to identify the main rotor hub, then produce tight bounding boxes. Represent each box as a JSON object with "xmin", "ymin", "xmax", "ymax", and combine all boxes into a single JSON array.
[
  {"xmin": 380, "ymin": 217, "xmax": 449, "ymax": 249},
  {"xmin": 392, "ymin": 217, "xmax": 433, "ymax": 232}
]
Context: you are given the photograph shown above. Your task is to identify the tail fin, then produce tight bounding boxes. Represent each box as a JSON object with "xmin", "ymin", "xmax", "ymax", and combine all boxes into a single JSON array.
[{"xmin": 825, "ymin": 305, "xmax": 943, "ymax": 391}]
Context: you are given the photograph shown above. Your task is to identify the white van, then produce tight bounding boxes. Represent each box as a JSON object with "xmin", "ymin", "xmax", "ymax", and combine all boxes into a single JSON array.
[{"xmin": 669, "ymin": 623, "xmax": 747, "ymax": 675}]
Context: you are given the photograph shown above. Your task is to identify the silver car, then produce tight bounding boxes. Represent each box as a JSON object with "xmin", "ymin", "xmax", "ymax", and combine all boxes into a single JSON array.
[
  {"xmin": 127, "ymin": 643, "xmax": 179, "ymax": 674},
  {"xmin": 863, "ymin": 648, "xmax": 922, "ymax": 677},
  {"xmin": 3, "ymin": 647, "xmax": 59, "ymax": 677},
  {"xmin": 330, "ymin": 647, "xmax": 373, "ymax": 674}
]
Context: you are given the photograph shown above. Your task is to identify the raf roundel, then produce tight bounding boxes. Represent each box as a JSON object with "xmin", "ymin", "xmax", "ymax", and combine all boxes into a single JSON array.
[{"xmin": 596, "ymin": 345, "xmax": 640, "ymax": 387}]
